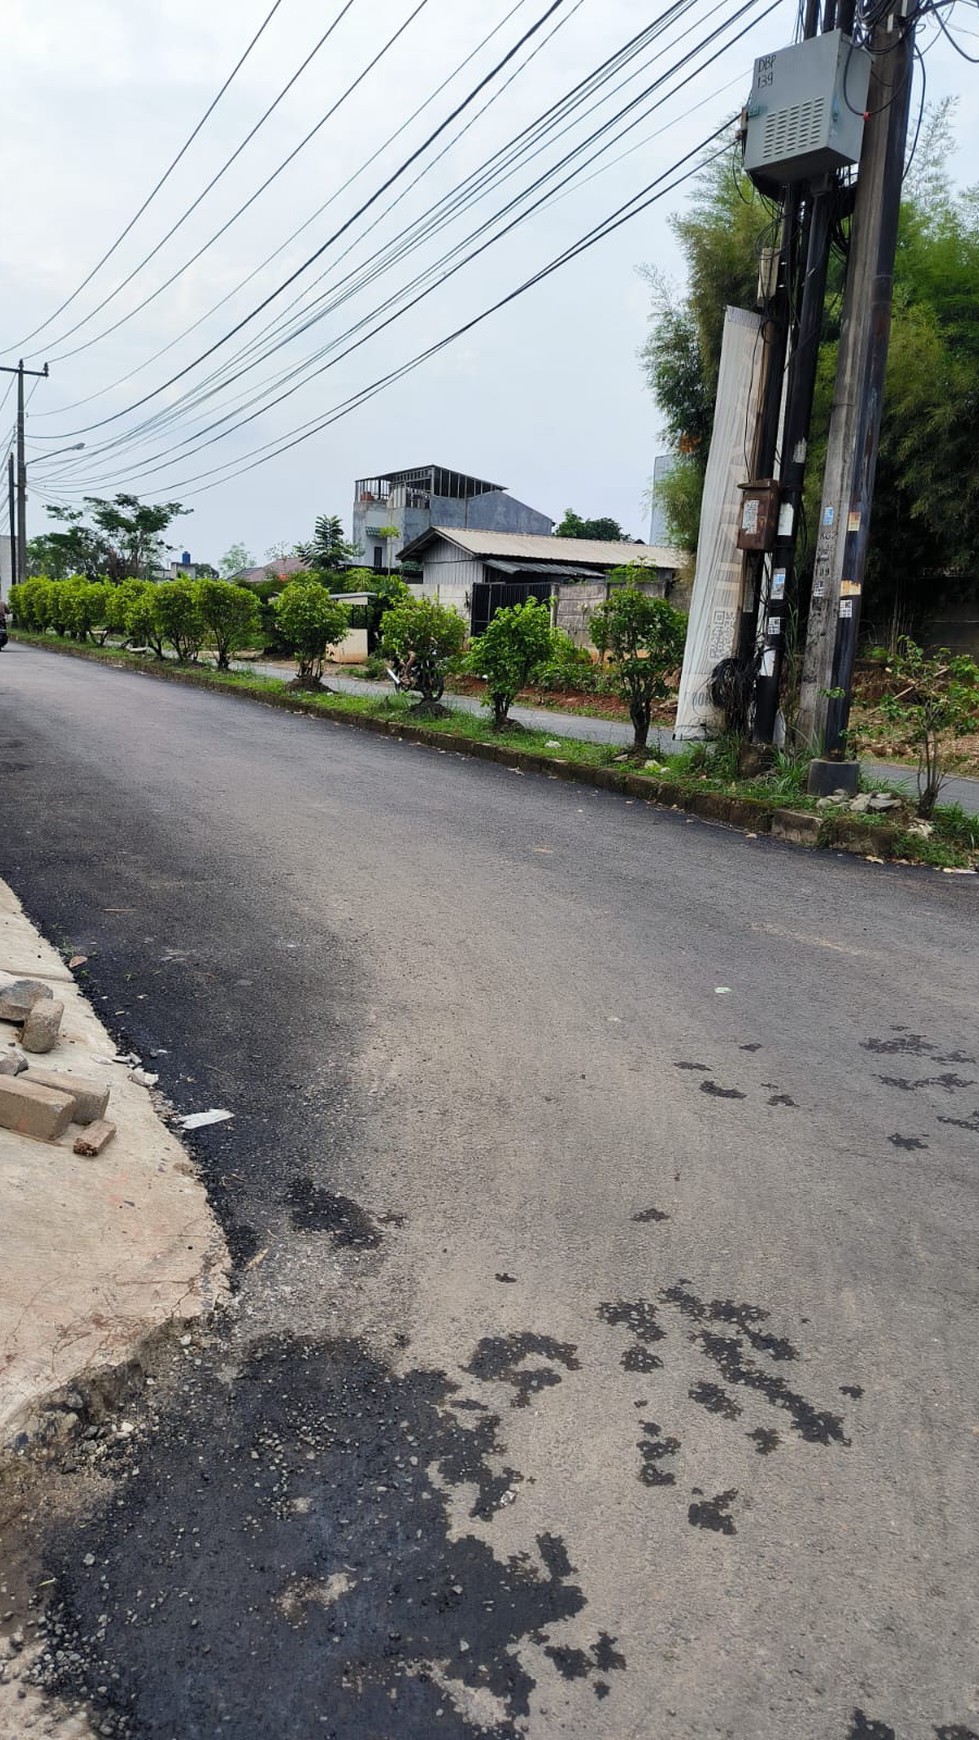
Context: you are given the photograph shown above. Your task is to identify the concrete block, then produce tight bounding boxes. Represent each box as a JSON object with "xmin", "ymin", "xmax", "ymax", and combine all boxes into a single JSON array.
[
  {"xmin": 21, "ymin": 999, "xmax": 64, "ymax": 1053},
  {"xmin": 771, "ymin": 808, "xmax": 823, "ymax": 847},
  {"xmin": 0, "ymin": 978, "xmax": 53, "ymax": 1023},
  {"xmin": 22, "ymin": 1068, "xmax": 109, "ymax": 1125},
  {"xmin": 0, "ymin": 1049, "xmax": 28, "ymax": 1076},
  {"xmin": 0, "ymin": 1076, "xmax": 75, "ymax": 1142},
  {"xmin": 73, "ymin": 1118, "xmax": 117, "ymax": 1157}
]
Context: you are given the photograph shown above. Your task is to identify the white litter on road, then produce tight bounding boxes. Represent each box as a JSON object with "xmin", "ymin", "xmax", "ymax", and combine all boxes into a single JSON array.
[{"xmin": 178, "ymin": 1108, "xmax": 233, "ymax": 1130}]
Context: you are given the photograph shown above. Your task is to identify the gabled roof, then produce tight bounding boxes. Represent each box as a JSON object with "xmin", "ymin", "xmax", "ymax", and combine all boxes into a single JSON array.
[{"xmin": 399, "ymin": 527, "xmax": 686, "ymax": 568}]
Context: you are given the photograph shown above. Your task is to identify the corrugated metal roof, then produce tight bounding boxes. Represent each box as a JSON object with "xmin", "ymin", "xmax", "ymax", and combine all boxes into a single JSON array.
[{"xmin": 406, "ymin": 527, "xmax": 686, "ymax": 567}]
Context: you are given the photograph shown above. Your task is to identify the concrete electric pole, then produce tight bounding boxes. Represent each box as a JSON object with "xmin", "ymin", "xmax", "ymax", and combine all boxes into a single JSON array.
[
  {"xmin": 798, "ymin": 11, "xmax": 917, "ymax": 780},
  {"xmin": 1, "ymin": 359, "xmax": 50, "ymax": 586}
]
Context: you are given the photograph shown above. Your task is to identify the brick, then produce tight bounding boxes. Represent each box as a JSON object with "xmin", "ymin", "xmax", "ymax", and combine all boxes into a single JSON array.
[
  {"xmin": 22, "ymin": 1068, "xmax": 109, "ymax": 1125},
  {"xmin": 0, "ymin": 1076, "xmax": 75, "ymax": 1142},
  {"xmin": 73, "ymin": 1118, "xmax": 117, "ymax": 1157},
  {"xmin": 0, "ymin": 978, "xmax": 53, "ymax": 1023},
  {"xmin": 21, "ymin": 999, "xmax": 64, "ymax": 1054}
]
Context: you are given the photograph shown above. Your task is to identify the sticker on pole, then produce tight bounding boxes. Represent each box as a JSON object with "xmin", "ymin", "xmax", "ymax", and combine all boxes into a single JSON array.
[
  {"xmin": 770, "ymin": 570, "xmax": 786, "ymax": 601},
  {"xmin": 839, "ymin": 599, "xmax": 853, "ymax": 618}
]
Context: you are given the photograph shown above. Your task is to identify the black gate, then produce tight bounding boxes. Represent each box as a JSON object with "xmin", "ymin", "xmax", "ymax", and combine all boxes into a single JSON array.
[{"xmin": 470, "ymin": 579, "xmax": 552, "ymax": 636}]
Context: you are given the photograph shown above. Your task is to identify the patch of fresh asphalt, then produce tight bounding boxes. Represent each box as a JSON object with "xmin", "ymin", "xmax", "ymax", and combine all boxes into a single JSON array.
[{"xmin": 1, "ymin": 641, "xmax": 979, "ymax": 1740}]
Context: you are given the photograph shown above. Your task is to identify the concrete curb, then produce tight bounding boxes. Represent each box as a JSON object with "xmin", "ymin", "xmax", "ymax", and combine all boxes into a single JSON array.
[
  {"xmin": 8, "ymin": 634, "xmax": 918, "ymax": 865},
  {"xmin": 0, "ymin": 874, "xmax": 229, "ymax": 1449}
]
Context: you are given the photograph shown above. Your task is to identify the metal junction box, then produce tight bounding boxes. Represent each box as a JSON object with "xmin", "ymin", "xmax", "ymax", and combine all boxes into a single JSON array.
[
  {"xmin": 737, "ymin": 481, "xmax": 780, "ymax": 552},
  {"xmin": 744, "ymin": 29, "xmax": 871, "ymax": 195}
]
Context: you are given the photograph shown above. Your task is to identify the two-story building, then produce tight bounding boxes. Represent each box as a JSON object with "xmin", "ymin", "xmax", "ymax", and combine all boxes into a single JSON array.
[{"xmin": 352, "ymin": 464, "xmax": 553, "ymax": 571}]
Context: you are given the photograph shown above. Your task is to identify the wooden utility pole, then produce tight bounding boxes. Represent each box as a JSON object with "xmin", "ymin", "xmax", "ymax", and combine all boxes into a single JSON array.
[
  {"xmin": 797, "ymin": 13, "xmax": 916, "ymax": 776},
  {"xmin": 6, "ymin": 453, "xmax": 16, "ymax": 587}
]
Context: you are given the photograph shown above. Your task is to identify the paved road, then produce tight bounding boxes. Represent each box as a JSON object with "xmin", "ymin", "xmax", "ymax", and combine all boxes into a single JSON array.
[
  {"xmin": 2, "ymin": 640, "xmax": 979, "ymax": 1740},
  {"xmin": 297, "ymin": 662, "xmax": 979, "ymax": 815}
]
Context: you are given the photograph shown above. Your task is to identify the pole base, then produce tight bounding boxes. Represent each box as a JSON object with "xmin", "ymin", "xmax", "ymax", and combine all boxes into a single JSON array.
[{"xmin": 807, "ymin": 757, "xmax": 859, "ymax": 798}]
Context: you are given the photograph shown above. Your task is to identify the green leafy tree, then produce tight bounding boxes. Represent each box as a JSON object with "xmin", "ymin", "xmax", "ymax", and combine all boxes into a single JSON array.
[
  {"xmin": 152, "ymin": 579, "xmax": 204, "ymax": 662},
  {"xmin": 331, "ymin": 566, "xmax": 410, "ymax": 646},
  {"xmin": 121, "ymin": 584, "xmax": 166, "ymax": 658},
  {"xmin": 44, "ymin": 494, "xmax": 189, "ymax": 581},
  {"xmin": 104, "ymin": 578, "xmax": 150, "ymax": 642},
  {"xmin": 590, "ymin": 575, "xmax": 687, "ymax": 750},
  {"xmin": 219, "ymin": 544, "xmax": 254, "ymax": 577},
  {"xmin": 554, "ymin": 510, "xmax": 626, "ymax": 542},
  {"xmin": 9, "ymin": 578, "xmax": 53, "ymax": 631},
  {"xmin": 60, "ymin": 579, "xmax": 110, "ymax": 643},
  {"xmin": 381, "ymin": 596, "xmax": 465, "ymax": 710},
  {"xmin": 274, "ymin": 580, "xmax": 350, "ymax": 688},
  {"xmin": 465, "ymin": 598, "xmax": 555, "ymax": 728},
  {"xmin": 874, "ymin": 639, "xmax": 979, "ymax": 817},
  {"xmin": 294, "ymin": 514, "xmax": 361, "ymax": 574},
  {"xmin": 196, "ymin": 580, "xmax": 261, "ymax": 669}
]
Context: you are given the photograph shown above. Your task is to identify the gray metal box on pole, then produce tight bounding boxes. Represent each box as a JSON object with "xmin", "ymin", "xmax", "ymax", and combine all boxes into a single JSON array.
[{"xmin": 744, "ymin": 30, "xmax": 871, "ymax": 195}]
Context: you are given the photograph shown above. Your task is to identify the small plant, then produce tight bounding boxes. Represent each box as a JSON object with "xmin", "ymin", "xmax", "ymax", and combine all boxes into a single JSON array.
[
  {"xmin": 274, "ymin": 579, "xmax": 350, "ymax": 688},
  {"xmin": 532, "ymin": 630, "xmax": 599, "ymax": 700},
  {"xmin": 196, "ymin": 579, "xmax": 261, "ymax": 670},
  {"xmin": 590, "ymin": 578, "xmax": 687, "ymax": 751},
  {"xmin": 464, "ymin": 598, "xmax": 554, "ymax": 729},
  {"xmin": 121, "ymin": 583, "xmax": 166, "ymax": 658},
  {"xmin": 875, "ymin": 638, "xmax": 979, "ymax": 817},
  {"xmin": 381, "ymin": 596, "xmax": 465, "ymax": 712}
]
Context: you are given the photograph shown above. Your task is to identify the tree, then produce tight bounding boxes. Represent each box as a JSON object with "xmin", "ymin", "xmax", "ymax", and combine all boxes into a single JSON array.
[
  {"xmin": 465, "ymin": 598, "xmax": 555, "ymax": 728},
  {"xmin": 590, "ymin": 575, "xmax": 687, "ymax": 751},
  {"xmin": 294, "ymin": 514, "xmax": 361, "ymax": 574},
  {"xmin": 274, "ymin": 580, "xmax": 350, "ymax": 688},
  {"xmin": 121, "ymin": 584, "xmax": 166, "ymax": 659},
  {"xmin": 60, "ymin": 579, "xmax": 110, "ymax": 643},
  {"xmin": 152, "ymin": 579, "xmax": 204, "ymax": 662},
  {"xmin": 219, "ymin": 543, "xmax": 254, "ymax": 578},
  {"xmin": 44, "ymin": 494, "xmax": 189, "ymax": 582},
  {"xmin": 381, "ymin": 597, "xmax": 465, "ymax": 711},
  {"xmin": 195, "ymin": 580, "xmax": 261, "ymax": 670},
  {"xmin": 554, "ymin": 510, "xmax": 626, "ymax": 542},
  {"xmin": 331, "ymin": 566, "xmax": 410, "ymax": 647}
]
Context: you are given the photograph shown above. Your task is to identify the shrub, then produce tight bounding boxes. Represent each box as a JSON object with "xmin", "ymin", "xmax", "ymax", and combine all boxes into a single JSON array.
[
  {"xmin": 105, "ymin": 578, "xmax": 152, "ymax": 641},
  {"xmin": 874, "ymin": 638, "xmax": 979, "ymax": 817},
  {"xmin": 196, "ymin": 579, "xmax": 261, "ymax": 670},
  {"xmin": 590, "ymin": 581, "xmax": 687, "ymax": 750},
  {"xmin": 152, "ymin": 579, "xmax": 205, "ymax": 662},
  {"xmin": 381, "ymin": 597, "xmax": 465, "ymax": 708},
  {"xmin": 121, "ymin": 583, "xmax": 166, "ymax": 658},
  {"xmin": 10, "ymin": 579, "xmax": 50, "ymax": 632},
  {"xmin": 533, "ymin": 629, "xmax": 599, "ymax": 699},
  {"xmin": 465, "ymin": 598, "xmax": 554, "ymax": 728},
  {"xmin": 273, "ymin": 581, "xmax": 350, "ymax": 687},
  {"xmin": 60, "ymin": 579, "xmax": 110, "ymax": 643}
]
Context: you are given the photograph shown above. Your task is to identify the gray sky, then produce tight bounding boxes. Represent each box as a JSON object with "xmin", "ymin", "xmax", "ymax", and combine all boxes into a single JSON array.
[{"xmin": 2, "ymin": 0, "xmax": 973, "ymax": 565}]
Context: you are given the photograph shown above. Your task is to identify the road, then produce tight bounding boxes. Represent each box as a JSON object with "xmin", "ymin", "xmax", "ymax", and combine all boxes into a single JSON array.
[
  {"xmin": 301, "ymin": 661, "xmax": 979, "ymax": 815},
  {"xmin": 1, "ymin": 640, "xmax": 978, "ymax": 1740}
]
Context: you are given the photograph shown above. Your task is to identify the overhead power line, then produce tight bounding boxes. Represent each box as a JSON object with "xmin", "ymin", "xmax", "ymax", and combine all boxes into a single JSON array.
[{"xmin": 10, "ymin": 0, "xmax": 290, "ymax": 352}]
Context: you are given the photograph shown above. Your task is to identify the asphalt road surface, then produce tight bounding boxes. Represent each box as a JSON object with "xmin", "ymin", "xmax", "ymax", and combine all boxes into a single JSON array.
[{"xmin": 2, "ymin": 642, "xmax": 978, "ymax": 1740}]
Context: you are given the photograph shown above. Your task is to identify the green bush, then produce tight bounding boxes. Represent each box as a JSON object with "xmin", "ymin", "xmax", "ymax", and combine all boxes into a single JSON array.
[
  {"xmin": 533, "ymin": 628, "xmax": 599, "ymax": 698},
  {"xmin": 105, "ymin": 578, "xmax": 152, "ymax": 641},
  {"xmin": 591, "ymin": 578, "xmax": 687, "ymax": 750},
  {"xmin": 152, "ymin": 579, "xmax": 205, "ymax": 662},
  {"xmin": 120, "ymin": 583, "xmax": 165, "ymax": 657},
  {"xmin": 60, "ymin": 579, "xmax": 110, "ymax": 643},
  {"xmin": 874, "ymin": 638, "xmax": 979, "ymax": 817},
  {"xmin": 465, "ymin": 598, "xmax": 554, "ymax": 728},
  {"xmin": 381, "ymin": 596, "xmax": 465, "ymax": 707},
  {"xmin": 196, "ymin": 579, "xmax": 261, "ymax": 670},
  {"xmin": 273, "ymin": 581, "xmax": 350, "ymax": 687}
]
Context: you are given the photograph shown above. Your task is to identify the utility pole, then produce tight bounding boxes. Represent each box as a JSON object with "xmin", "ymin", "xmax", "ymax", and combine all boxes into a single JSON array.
[
  {"xmin": 798, "ymin": 9, "xmax": 916, "ymax": 777},
  {"xmin": 0, "ymin": 359, "xmax": 50, "ymax": 586},
  {"xmin": 6, "ymin": 453, "xmax": 16, "ymax": 587}
]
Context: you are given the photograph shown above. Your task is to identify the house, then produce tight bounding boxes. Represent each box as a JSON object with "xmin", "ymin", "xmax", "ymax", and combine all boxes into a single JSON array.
[
  {"xmin": 232, "ymin": 557, "xmax": 309, "ymax": 585},
  {"xmin": 352, "ymin": 464, "xmax": 552, "ymax": 572},
  {"xmin": 397, "ymin": 527, "xmax": 688, "ymax": 640}
]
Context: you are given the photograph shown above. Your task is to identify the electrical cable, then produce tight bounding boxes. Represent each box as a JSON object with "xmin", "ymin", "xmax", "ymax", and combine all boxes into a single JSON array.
[
  {"xmin": 51, "ymin": 0, "xmax": 758, "ymax": 476},
  {"xmin": 33, "ymin": 0, "xmax": 367, "ymax": 360},
  {"xmin": 8, "ymin": 0, "xmax": 291, "ymax": 353},
  {"xmin": 36, "ymin": 0, "xmax": 540, "ymax": 418}
]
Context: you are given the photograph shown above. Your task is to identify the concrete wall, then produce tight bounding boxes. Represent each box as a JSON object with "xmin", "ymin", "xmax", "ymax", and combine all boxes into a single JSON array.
[
  {"xmin": 334, "ymin": 627, "xmax": 369, "ymax": 664},
  {"xmin": 554, "ymin": 575, "xmax": 669, "ymax": 646}
]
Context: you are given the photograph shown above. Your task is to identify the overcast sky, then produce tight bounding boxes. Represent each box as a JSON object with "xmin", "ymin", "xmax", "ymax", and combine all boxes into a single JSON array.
[{"xmin": 1, "ymin": 0, "xmax": 973, "ymax": 565}]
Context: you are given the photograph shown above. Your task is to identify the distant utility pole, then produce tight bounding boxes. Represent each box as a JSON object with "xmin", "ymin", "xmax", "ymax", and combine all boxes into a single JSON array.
[
  {"xmin": 798, "ymin": 10, "xmax": 916, "ymax": 776},
  {"xmin": 0, "ymin": 358, "xmax": 50, "ymax": 585},
  {"xmin": 6, "ymin": 453, "xmax": 15, "ymax": 587}
]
